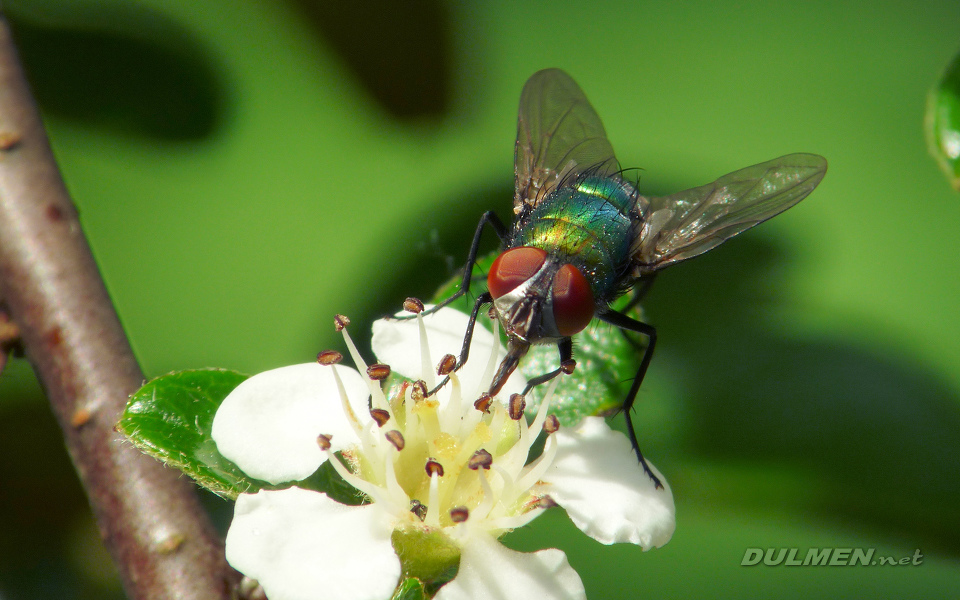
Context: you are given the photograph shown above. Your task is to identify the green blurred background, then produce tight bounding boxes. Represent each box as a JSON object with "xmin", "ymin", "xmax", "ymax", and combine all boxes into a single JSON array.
[{"xmin": 2, "ymin": 0, "xmax": 959, "ymax": 597}]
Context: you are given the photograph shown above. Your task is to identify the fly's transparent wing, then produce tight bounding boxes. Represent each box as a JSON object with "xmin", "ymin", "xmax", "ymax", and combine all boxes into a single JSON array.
[
  {"xmin": 514, "ymin": 69, "xmax": 619, "ymax": 211},
  {"xmin": 632, "ymin": 153, "xmax": 827, "ymax": 271}
]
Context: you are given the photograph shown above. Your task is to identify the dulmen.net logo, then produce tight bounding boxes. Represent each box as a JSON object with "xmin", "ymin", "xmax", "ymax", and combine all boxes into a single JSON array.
[{"xmin": 741, "ymin": 548, "xmax": 924, "ymax": 567}]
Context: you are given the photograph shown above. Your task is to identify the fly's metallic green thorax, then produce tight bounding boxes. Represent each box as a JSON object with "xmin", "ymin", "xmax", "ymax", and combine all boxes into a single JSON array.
[{"xmin": 512, "ymin": 175, "xmax": 639, "ymax": 301}]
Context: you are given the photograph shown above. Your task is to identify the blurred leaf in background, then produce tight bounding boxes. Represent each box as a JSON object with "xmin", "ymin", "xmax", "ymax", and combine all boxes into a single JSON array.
[{"xmin": 2, "ymin": 0, "xmax": 960, "ymax": 598}]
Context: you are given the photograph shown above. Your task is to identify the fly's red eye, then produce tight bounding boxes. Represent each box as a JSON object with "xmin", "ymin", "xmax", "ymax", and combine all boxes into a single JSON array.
[
  {"xmin": 487, "ymin": 247, "xmax": 548, "ymax": 299},
  {"xmin": 552, "ymin": 264, "xmax": 594, "ymax": 336}
]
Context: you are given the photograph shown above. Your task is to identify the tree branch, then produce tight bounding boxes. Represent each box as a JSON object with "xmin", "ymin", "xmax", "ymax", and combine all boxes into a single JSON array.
[{"xmin": 0, "ymin": 11, "xmax": 238, "ymax": 600}]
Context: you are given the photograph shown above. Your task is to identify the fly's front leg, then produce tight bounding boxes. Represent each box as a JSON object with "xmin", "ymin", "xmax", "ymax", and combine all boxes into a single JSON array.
[
  {"xmin": 428, "ymin": 291, "xmax": 492, "ymax": 395},
  {"xmin": 396, "ymin": 211, "xmax": 508, "ymax": 321},
  {"xmin": 520, "ymin": 338, "xmax": 574, "ymax": 396},
  {"xmin": 596, "ymin": 308, "xmax": 662, "ymax": 489}
]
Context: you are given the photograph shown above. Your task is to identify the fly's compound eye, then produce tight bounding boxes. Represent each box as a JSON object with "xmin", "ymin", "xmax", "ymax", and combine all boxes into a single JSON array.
[
  {"xmin": 487, "ymin": 247, "xmax": 548, "ymax": 299},
  {"xmin": 552, "ymin": 264, "xmax": 594, "ymax": 337}
]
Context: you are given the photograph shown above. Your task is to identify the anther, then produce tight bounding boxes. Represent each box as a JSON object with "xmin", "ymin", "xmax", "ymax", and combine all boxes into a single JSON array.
[
  {"xmin": 468, "ymin": 449, "xmax": 493, "ymax": 470},
  {"xmin": 425, "ymin": 459, "xmax": 444, "ymax": 477},
  {"xmin": 410, "ymin": 500, "xmax": 427, "ymax": 521},
  {"xmin": 385, "ymin": 430, "xmax": 405, "ymax": 451},
  {"xmin": 334, "ymin": 314, "xmax": 350, "ymax": 331},
  {"xmin": 449, "ymin": 506, "xmax": 469, "ymax": 523},
  {"xmin": 366, "ymin": 363, "xmax": 391, "ymax": 380},
  {"xmin": 560, "ymin": 359, "xmax": 577, "ymax": 374},
  {"xmin": 316, "ymin": 350, "xmax": 343, "ymax": 365},
  {"xmin": 316, "ymin": 434, "xmax": 333, "ymax": 450},
  {"xmin": 487, "ymin": 305, "xmax": 497, "ymax": 320},
  {"xmin": 369, "ymin": 408, "xmax": 390, "ymax": 427},
  {"xmin": 436, "ymin": 353, "xmax": 457, "ymax": 376},
  {"xmin": 473, "ymin": 393, "xmax": 492, "ymax": 413},
  {"xmin": 508, "ymin": 394, "xmax": 526, "ymax": 420},
  {"xmin": 411, "ymin": 380, "xmax": 428, "ymax": 402},
  {"xmin": 403, "ymin": 297, "xmax": 425, "ymax": 313},
  {"xmin": 543, "ymin": 414, "xmax": 560, "ymax": 434}
]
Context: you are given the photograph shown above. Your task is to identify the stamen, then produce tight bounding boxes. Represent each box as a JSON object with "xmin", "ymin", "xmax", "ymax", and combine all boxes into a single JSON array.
[
  {"xmin": 385, "ymin": 430, "xmax": 405, "ymax": 451},
  {"xmin": 526, "ymin": 376, "xmax": 559, "ymax": 436},
  {"xmin": 491, "ymin": 463, "xmax": 516, "ymax": 503},
  {"xmin": 514, "ymin": 434, "xmax": 558, "ymax": 497},
  {"xmin": 415, "ymin": 312, "xmax": 436, "ymax": 391},
  {"xmin": 436, "ymin": 353, "xmax": 457, "ymax": 376},
  {"xmin": 486, "ymin": 402, "xmax": 507, "ymax": 449},
  {"xmin": 411, "ymin": 380, "xmax": 427, "ymax": 402},
  {"xmin": 369, "ymin": 408, "xmax": 391, "ymax": 427},
  {"xmin": 403, "ymin": 383, "xmax": 414, "ymax": 428},
  {"xmin": 330, "ymin": 366, "xmax": 364, "ymax": 438},
  {"xmin": 542, "ymin": 414, "xmax": 560, "ymax": 434},
  {"xmin": 449, "ymin": 506, "xmax": 469, "ymax": 523},
  {"xmin": 450, "ymin": 370, "xmax": 484, "ymax": 439},
  {"xmin": 316, "ymin": 350, "xmax": 342, "ymax": 365},
  {"xmin": 340, "ymin": 325, "xmax": 389, "ymax": 411},
  {"xmin": 473, "ymin": 393, "xmax": 492, "ymax": 413},
  {"xmin": 478, "ymin": 318, "xmax": 501, "ymax": 392},
  {"xmin": 425, "ymin": 471, "xmax": 441, "ymax": 527},
  {"xmin": 505, "ymin": 376, "xmax": 560, "ymax": 467},
  {"xmin": 403, "ymin": 297, "xmax": 425, "ymax": 313},
  {"xmin": 425, "ymin": 459, "xmax": 445, "ymax": 477},
  {"xmin": 508, "ymin": 394, "xmax": 526, "ymax": 420},
  {"xmin": 324, "ymin": 450, "xmax": 393, "ymax": 508},
  {"xmin": 366, "ymin": 363, "xmax": 391, "ymax": 381},
  {"xmin": 472, "ymin": 468, "xmax": 495, "ymax": 521},
  {"xmin": 468, "ymin": 449, "xmax": 493, "ymax": 470},
  {"xmin": 382, "ymin": 445, "xmax": 409, "ymax": 506}
]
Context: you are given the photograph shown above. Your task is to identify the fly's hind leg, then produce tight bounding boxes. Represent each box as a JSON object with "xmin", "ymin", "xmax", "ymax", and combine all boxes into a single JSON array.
[{"xmin": 596, "ymin": 308, "xmax": 662, "ymax": 489}]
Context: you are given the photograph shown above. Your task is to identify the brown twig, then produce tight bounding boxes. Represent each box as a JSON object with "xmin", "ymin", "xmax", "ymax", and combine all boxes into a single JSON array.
[{"xmin": 0, "ymin": 11, "xmax": 238, "ymax": 600}]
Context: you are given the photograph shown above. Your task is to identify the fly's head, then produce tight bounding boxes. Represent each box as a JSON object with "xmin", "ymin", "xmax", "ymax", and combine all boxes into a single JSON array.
[{"xmin": 487, "ymin": 246, "xmax": 595, "ymax": 345}]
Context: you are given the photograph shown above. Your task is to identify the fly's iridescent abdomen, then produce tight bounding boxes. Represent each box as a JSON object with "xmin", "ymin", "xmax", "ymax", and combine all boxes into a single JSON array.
[{"xmin": 513, "ymin": 175, "xmax": 639, "ymax": 303}]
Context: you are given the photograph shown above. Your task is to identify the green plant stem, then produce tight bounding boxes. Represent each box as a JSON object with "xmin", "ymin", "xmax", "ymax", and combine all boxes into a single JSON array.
[{"xmin": 0, "ymin": 10, "xmax": 238, "ymax": 600}]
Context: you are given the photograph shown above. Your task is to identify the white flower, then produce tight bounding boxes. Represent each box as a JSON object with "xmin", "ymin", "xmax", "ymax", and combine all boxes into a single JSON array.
[{"xmin": 212, "ymin": 307, "xmax": 675, "ymax": 600}]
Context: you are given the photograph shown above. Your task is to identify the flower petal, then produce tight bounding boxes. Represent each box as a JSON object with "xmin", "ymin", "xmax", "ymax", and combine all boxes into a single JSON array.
[
  {"xmin": 226, "ymin": 488, "xmax": 400, "ymax": 600},
  {"xmin": 435, "ymin": 531, "xmax": 585, "ymax": 600},
  {"xmin": 543, "ymin": 417, "xmax": 675, "ymax": 548},
  {"xmin": 212, "ymin": 363, "xmax": 369, "ymax": 484},
  {"xmin": 371, "ymin": 307, "xmax": 525, "ymax": 400}
]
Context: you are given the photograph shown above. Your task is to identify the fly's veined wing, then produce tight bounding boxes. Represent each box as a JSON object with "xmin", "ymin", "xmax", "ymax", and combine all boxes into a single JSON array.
[
  {"xmin": 632, "ymin": 153, "xmax": 827, "ymax": 272},
  {"xmin": 514, "ymin": 69, "xmax": 619, "ymax": 211}
]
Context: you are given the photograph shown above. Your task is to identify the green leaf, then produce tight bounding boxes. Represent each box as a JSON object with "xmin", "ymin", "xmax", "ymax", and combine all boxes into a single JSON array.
[
  {"xmin": 296, "ymin": 454, "xmax": 366, "ymax": 506},
  {"xmin": 118, "ymin": 369, "xmax": 256, "ymax": 499},
  {"xmin": 120, "ymin": 369, "xmax": 369, "ymax": 504},
  {"xmin": 430, "ymin": 252, "xmax": 643, "ymax": 425},
  {"xmin": 522, "ymin": 298, "xmax": 643, "ymax": 425},
  {"xmin": 927, "ymin": 49, "xmax": 960, "ymax": 190}
]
